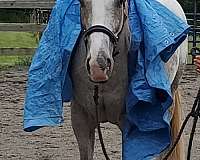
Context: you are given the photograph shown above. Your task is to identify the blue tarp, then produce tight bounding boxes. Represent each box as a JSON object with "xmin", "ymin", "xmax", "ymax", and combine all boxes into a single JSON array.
[{"xmin": 23, "ymin": 0, "xmax": 190, "ymax": 159}]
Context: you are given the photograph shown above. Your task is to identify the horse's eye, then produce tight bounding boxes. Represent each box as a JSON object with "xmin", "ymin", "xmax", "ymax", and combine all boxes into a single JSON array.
[
  {"xmin": 80, "ymin": 0, "xmax": 85, "ymax": 7},
  {"xmin": 115, "ymin": 0, "xmax": 123, "ymax": 8},
  {"xmin": 114, "ymin": 1, "xmax": 120, "ymax": 7}
]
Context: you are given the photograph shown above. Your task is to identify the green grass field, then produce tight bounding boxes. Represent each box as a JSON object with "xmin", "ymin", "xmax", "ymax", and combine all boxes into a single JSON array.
[
  {"xmin": 0, "ymin": 55, "xmax": 32, "ymax": 70},
  {"xmin": 0, "ymin": 32, "xmax": 38, "ymax": 48},
  {"xmin": 0, "ymin": 32, "xmax": 37, "ymax": 69},
  {"xmin": 0, "ymin": 55, "xmax": 19, "ymax": 65}
]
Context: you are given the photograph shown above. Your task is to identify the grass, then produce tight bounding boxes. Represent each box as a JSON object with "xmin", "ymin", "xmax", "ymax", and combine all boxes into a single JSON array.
[
  {"xmin": 0, "ymin": 55, "xmax": 19, "ymax": 66},
  {"xmin": 0, "ymin": 32, "xmax": 37, "ymax": 69},
  {"xmin": 0, "ymin": 54, "xmax": 32, "ymax": 70},
  {"xmin": 0, "ymin": 32, "xmax": 38, "ymax": 48}
]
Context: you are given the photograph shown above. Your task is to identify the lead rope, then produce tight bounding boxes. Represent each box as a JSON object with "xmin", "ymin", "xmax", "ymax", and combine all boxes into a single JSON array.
[
  {"xmin": 163, "ymin": 87, "xmax": 200, "ymax": 160},
  {"xmin": 93, "ymin": 85, "xmax": 110, "ymax": 160},
  {"xmin": 93, "ymin": 87, "xmax": 200, "ymax": 160}
]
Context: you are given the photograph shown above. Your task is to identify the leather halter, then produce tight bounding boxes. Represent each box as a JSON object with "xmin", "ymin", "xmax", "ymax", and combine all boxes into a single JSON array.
[{"xmin": 81, "ymin": 0, "xmax": 127, "ymax": 56}]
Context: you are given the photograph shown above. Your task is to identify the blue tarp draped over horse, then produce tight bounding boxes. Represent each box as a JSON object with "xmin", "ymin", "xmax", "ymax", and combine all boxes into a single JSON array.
[{"xmin": 23, "ymin": 0, "xmax": 190, "ymax": 159}]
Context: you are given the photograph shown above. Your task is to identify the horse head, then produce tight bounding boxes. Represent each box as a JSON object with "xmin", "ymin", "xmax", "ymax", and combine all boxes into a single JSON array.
[{"xmin": 80, "ymin": 0, "xmax": 126, "ymax": 82}]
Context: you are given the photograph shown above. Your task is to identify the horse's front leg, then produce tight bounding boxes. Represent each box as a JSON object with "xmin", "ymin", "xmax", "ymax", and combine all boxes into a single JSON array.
[{"xmin": 71, "ymin": 101, "xmax": 96, "ymax": 160}]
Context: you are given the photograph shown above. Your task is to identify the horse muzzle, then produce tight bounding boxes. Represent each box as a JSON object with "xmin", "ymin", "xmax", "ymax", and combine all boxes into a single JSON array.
[{"xmin": 86, "ymin": 55, "xmax": 113, "ymax": 83}]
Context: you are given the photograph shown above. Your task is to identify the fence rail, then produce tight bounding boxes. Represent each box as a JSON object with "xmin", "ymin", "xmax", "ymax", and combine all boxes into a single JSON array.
[
  {"xmin": 0, "ymin": 23, "xmax": 46, "ymax": 32},
  {"xmin": 0, "ymin": 0, "xmax": 53, "ymax": 31},
  {"xmin": 0, "ymin": 48, "xmax": 36, "ymax": 55},
  {"xmin": 0, "ymin": 0, "xmax": 55, "ymax": 9}
]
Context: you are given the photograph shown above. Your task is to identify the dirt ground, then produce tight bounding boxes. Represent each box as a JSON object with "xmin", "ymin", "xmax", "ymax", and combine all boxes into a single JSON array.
[{"xmin": 0, "ymin": 65, "xmax": 200, "ymax": 160}]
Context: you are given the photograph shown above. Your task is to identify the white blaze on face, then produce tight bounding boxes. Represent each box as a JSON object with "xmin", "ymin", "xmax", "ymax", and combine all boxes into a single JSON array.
[
  {"xmin": 88, "ymin": 0, "xmax": 115, "ymax": 61},
  {"xmin": 84, "ymin": 0, "xmax": 117, "ymax": 82},
  {"xmin": 91, "ymin": 0, "xmax": 115, "ymax": 26}
]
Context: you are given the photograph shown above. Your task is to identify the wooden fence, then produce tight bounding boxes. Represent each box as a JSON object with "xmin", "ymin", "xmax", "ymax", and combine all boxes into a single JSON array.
[
  {"xmin": 186, "ymin": 12, "xmax": 200, "ymax": 64},
  {"xmin": 0, "ymin": 0, "xmax": 54, "ymax": 55},
  {"xmin": 0, "ymin": 48, "xmax": 35, "ymax": 55},
  {"xmin": 0, "ymin": 0, "xmax": 54, "ymax": 32}
]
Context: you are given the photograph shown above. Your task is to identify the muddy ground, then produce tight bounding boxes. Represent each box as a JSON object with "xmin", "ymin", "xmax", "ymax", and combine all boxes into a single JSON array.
[{"xmin": 0, "ymin": 65, "xmax": 200, "ymax": 160}]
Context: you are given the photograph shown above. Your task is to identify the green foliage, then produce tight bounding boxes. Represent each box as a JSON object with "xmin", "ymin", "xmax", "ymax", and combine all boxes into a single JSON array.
[
  {"xmin": 0, "ymin": 9, "xmax": 31, "ymax": 23},
  {"xmin": 178, "ymin": 0, "xmax": 200, "ymax": 13}
]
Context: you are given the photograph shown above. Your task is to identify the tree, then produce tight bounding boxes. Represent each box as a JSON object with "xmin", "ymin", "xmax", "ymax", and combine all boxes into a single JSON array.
[
  {"xmin": 178, "ymin": 0, "xmax": 200, "ymax": 13},
  {"xmin": 0, "ymin": 9, "xmax": 31, "ymax": 23}
]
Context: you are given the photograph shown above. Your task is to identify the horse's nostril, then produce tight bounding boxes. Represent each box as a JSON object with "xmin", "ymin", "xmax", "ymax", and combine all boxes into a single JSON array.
[
  {"xmin": 107, "ymin": 58, "xmax": 111, "ymax": 69},
  {"xmin": 86, "ymin": 58, "xmax": 91, "ymax": 75}
]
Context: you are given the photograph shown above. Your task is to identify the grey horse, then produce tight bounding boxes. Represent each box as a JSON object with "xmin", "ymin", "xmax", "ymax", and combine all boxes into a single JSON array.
[{"xmin": 70, "ymin": 0, "xmax": 188, "ymax": 160}]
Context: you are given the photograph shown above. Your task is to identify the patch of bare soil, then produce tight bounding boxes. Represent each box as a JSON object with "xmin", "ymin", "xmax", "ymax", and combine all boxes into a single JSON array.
[{"xmin": 0, "ymin": 65, "xmax": 199, "ymax": 160}]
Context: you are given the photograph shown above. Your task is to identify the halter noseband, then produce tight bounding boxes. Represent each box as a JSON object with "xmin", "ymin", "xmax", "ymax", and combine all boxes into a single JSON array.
[{"xmin": 83, "ymin": 25, "xmax": 118, "ymax": 46}]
